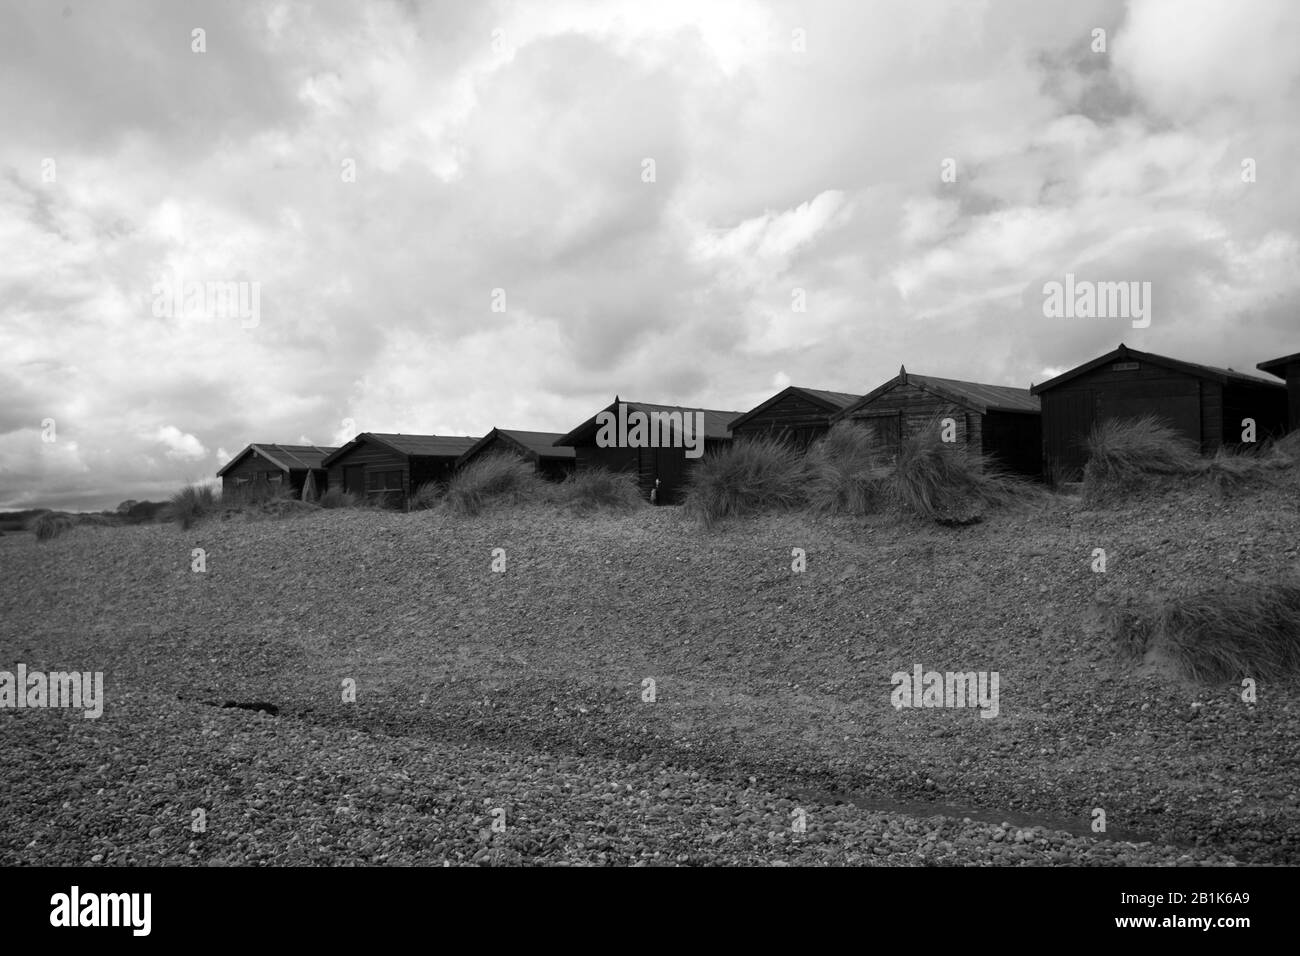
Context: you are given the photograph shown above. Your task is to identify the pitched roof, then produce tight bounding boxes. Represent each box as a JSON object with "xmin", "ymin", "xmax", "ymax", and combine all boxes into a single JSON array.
[
  {"xmin": 555, "ymin": 398, "xmax": 747, "ymax": 446},
  {"xmin": 834, "ymin": 368, "xmax": 1039, "ymax": 420},
  {"xmin": 1030, "ymin": 344, "xmax": 1286, "ymax": 394},
  {"xmin": 909, "ymin": 373, "xmax": 1040, "ymax": 413},
  {"xmin": 728, "ymin": 385, "xmax": 864, "ymax": 431},
  {"xmin": 321, "ymin": 432, "xmax": 481, "ymax": 466},
  {"xmin": 1257, "ymin": 351, "xmax": 1300, "ymax": 379},
  {"xmin": 459, "ymin": 428, "xmax": 576, "ymax": 464},
  {"xmin": 217, "ymin": 443, "xmax": 338, "ymax": 477}
]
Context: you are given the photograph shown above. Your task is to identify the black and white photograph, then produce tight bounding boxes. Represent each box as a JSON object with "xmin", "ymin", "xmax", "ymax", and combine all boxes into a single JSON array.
[{"xmin": 0, "ymin": 0, "xmax": 1294, "ymax": 935}]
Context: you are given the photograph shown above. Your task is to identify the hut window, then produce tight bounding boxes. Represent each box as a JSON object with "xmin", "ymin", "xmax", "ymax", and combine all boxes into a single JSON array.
[
  {"xmin": 367, "ymin": 469, "xmax": 403, "ymax": 493},
  {"xmin": 856, "ymin": 413, "xmax": 901, "ymax": 458},
  {"xmin": 1112, "ymin": 362, "xmax": 1139, "ymax": 371}
]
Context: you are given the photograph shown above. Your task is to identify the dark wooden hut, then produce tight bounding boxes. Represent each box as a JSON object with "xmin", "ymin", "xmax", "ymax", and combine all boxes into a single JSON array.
[
  {"xmin": 217, "ymin": 443, "xmax": 336, "ymax": 499},
  {"xmin": 457, "ymin": 429, "xmax": 576, "ymax": 481},
  {"xmin": 1032, "ymin": 343, "xmax": 1289, "ymax": 479},
  {"xmin": 322, "ymin": 433, "xmax": 480, "ymax": 506},
  {"xmin": 1257, "ymin": 351, "xmax": 1300, "ymax": 431},
  {"xmin": 554, "ymin": 397, "xmax": 745, "ymax": 504},
  {"xmin": 831, "ymin": 366, "xmax": 1042, "ymax": 476},
  {"xmin": 727, "ymin": 386, "xmax": 863, "ymax": 449}
]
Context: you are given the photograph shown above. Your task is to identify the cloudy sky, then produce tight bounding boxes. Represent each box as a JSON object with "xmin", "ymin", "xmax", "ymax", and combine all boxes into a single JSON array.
[{"xmin": 2, "ymin": 0, "xmax": 1297, "ymax": 510}]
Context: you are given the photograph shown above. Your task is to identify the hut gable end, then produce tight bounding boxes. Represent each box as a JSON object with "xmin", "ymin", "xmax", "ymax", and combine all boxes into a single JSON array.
[{"xmin": 1034, "ymin": 344, "xmax": 1287, "ymax": 479}]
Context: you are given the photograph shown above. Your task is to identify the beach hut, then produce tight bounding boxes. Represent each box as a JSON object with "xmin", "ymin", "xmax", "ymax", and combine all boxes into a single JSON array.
[
  {"xmin": 457, "ymin": 429, "xmax": 576, "ymax": 481},
  {"xmin": 553, "ymin": 397, "xmax": 744, "ymax": 504},
  {"xmin": 727, "ymin": 386, "xmax": 863, "ymax": 449},
  {"xmin": 1032, "ymin": 344, "xmax": 1288, "ymax": 479},
  {"xmin": 1256, "ymin": 351, "xmax": 1300, "ymax": 431},
  {"xmin": 832, "ymin": 367, "xmax": 1042, "ymax": 476},
  {"xmin": 322, "ymin": 433, "xmax": 480, "ymax": 506},
  {"xmin": 217, "ymin": 444, "xmax": 336, "ymax": 499}
]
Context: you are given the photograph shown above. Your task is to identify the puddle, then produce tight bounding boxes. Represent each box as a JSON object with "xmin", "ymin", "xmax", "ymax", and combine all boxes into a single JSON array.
[{"xmin": 793, "ymin": 788, "xmax": 1187, "ymax": 847}]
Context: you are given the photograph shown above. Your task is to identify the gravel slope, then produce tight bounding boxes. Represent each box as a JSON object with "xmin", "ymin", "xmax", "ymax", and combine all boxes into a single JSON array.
[{"xmin": 2, "ymin": 482, "xmax": 1297, "ymax": 866}]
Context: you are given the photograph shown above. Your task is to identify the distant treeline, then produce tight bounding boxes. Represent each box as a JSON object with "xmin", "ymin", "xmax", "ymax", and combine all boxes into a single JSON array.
[{"xmin": 0, "ymin": 500, "xmax": 169, "ymax": 533}]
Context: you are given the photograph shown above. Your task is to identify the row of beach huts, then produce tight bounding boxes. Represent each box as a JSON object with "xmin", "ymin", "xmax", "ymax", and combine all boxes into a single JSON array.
[{"xmin": 218, "ymin": 343, "xmax": 1300, "ymax": 507}]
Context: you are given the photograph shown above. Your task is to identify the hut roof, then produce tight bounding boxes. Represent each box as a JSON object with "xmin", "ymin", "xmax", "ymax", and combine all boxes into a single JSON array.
[
  {"xmin": 1032, "ymin": 344, "xmax": 1284, "ymax": 394},
  {"xmin": 217, "ymin": 443, "xmax": 338, "ymax": 477},
  {"xmin": 836, "ymin": 367, "xmax": 1038, "ymax": 419},
  {"xmin": 1257, "ymin": 351, "xmax": 1300, "ymax": 379},
  {"xmin": 322, "ymin": 433, "xmax": 480, "ymax": 467},
  {"xmin": 728, "ymin": 385, "xmax": 864, "ymax": 431},
  {"xmin": 555, "ymin": 398, "xmax": 746, "ymax": 446},
  {"xmin": 459, "ymin": 428, "xmax": 576, "ymax": 463}
]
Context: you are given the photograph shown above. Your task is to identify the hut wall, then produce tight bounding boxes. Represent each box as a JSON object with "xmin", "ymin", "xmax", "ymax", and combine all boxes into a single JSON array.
[
  {"xmin": 732, "ymin": 393, "xmax": 837, "ymax": 448},
  {"xmin": 1039, "ymin": 362, "xmax": 1210, "ymax": 478},
  {"xmin": 981, "ymin": 411, "xmax": 1042, "ymax": 477},
  {"xmin": 328, "ymin": 442, "xmax": 409, "ymax": 504},
  {"xmin": 1222, "ymin": 381, "xmax": 1290, "ymax": 444},
  {"xmin": 844, "ymin": 382, "xmax": 977, "ymax": 452},
  {"xmin": 221, "ymin": 454, "xmax": 286, "ymax": 496}
]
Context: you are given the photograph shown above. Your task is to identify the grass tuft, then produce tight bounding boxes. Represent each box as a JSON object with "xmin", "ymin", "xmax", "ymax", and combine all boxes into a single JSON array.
[
  {"xmin": 1082, "ymin": 416, "xmax": 1201, "ymax": 504},
  {"xmin": 805, "ymin": 422, "xmax": 890, "ymax": 516},
  {"xmin": 552, "ymin": 468, "xmax": 644, "ymax": 513},
  {"xmin": 318, "ymin": 488, "xmax": 360, "ymax": 510},
  {"xmin": 888, "ymin": 422, "xmax": 1024, "ymax": 525},
  {"xmin": 1106, "ymin": 578, "xmax": 1300, "ymax": 682},
  {"xmin": 30, "ymin": 511, "xmax": 75, "ymax": 541},
  {"xmin": 257, "ymin": 498, "xmax": 320, "ymax": 519},
  {"xmin": 168, "ymin": 485, "xmax": 218, "ymax": 529},
  {"xmin": 443, "ymin": 454, "xmax": 545, "ymax": 516},
  {"xmin": 681, "ymin": 436, "xmax": 807, "ymax": 527},
  {"xmin": 410, "ymin": 482, "xmax": 444, "ymax": 511}
]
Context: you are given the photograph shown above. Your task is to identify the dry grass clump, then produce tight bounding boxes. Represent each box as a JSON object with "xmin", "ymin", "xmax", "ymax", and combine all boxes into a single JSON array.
[
  {"xmin": 318, "ymin": 488, "xmax": 360, "ymax": 509},
  {"xmin": 1106, "ymin": 578, "xmax": 1300, "ymax": 682},
  {"xmin": 256, "ymin": 498, "xmax": 320, "ymax": 519},
  {"xmin": 888, "ymin": 424, "xmax": 1025, "ymax": 525},
  {"xmin": 805, "ymin": 423, "xmax": 891, "ymax": 516},
  {"xmin": 1083, "ymin": 418, "xmax": 1300, "ymax": 504},
  {"xmin": 170, "ymin": 482, "xmax": 322, "ymax": 527},
  {"xmin": 168, "ymin": 485, "xmax": 218, "ymax": 530},
  {"xmin": 1082, "ymin": 415, "xmax": 1202, "ymax": 505},
  {"xmin": 409, "ymin": 482, "xmax": 444, "ymax": 511},
  {"xmin": 443, "ymin": 454, "xmax": 546, "ymax": 516},
  {"xmin": 681, "ymin": 436, "xmax": 807, "ymax": 527},
  {"xmin": 552, "ymin": 468, "xmax": 644, "ymax": 513},
  {"xmin": 30, "ymin": 511, "xmax": 75, "ymax": 542}
]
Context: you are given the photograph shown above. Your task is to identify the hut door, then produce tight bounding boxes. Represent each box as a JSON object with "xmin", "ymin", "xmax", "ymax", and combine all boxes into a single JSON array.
[
  {"xmin": 344, "ymin": 465, "xmax": 365, "ymax": 495},
  {"xmin": 1042, "ymin": 391, "xmax": 1097, "ymax": 480},
  {"xmin": 1099, "ymin": 384, "xmax": 1200, "ymax": 448},
  {"xmin": 652, "ymin": 447, "xmax": 688, "ymax": 504}
]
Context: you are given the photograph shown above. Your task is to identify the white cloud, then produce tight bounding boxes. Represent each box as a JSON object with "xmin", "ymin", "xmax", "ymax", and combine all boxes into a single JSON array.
[{"xmin": 152, "ymin": 426, "xmax": 207, "ymax": 462}]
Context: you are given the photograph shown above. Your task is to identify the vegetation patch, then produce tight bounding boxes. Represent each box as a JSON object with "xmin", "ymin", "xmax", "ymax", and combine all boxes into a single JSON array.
[
  {"xmin": 318, "ymin": 488, "xmax": 360, "ymax": 510},
  {"xmin": 551, "ymin": 468, "xmax": 644, "ymax": 514},
  {"xmin": 682, "ymin": 436, "xmax": 807, "ymax": 528},
  {"xmin": 805, "ymin": 422, "xmax": 890, "ymax": 516},
  {"xmin": 442, "ymin": 454, "xmax": 546, "ymax": 516},
  {"xmin": 30, "ymin": 511, "xmax": 75, "ymax": 542},
  {"xmin": 1084, "ymin": 417, "xmax": 1300, "ymax": 505},
  {"xmin": 887, "ymin": 425, "xmax": 1025, "ymax": 526},
  {"xmin": 1106, "ymin": 577, "xmax": 1300, "ymax": 683}
]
